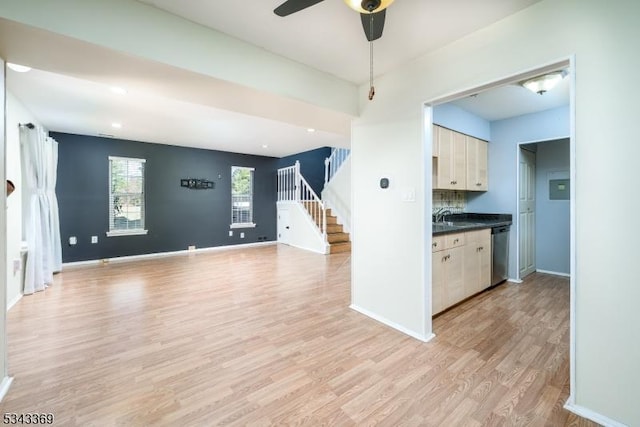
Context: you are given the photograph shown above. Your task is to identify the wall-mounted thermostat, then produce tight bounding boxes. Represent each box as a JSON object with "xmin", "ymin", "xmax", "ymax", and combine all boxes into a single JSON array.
[{"xmin": 380, "ymin": 178, "xmax": 389, "ymax": 189}]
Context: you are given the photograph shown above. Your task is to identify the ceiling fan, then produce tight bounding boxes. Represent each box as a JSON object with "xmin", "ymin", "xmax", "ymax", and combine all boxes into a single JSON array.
[
  {"xmin": 273, "ymin": 0, "xmax": 395, "ymax": 42},
  {"xmin": 274, "ymin": 0, "xmax": 395, "ymax": 100}
]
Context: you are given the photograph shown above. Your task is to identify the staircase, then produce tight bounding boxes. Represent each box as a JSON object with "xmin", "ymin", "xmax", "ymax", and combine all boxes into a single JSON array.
[
  {"xmin": 277, "ymin": 154, "xmax": 350, "ymax": 255},
  {"xmin": 303, "ymin": 202, "xmax": 350, "ymax": 254}
]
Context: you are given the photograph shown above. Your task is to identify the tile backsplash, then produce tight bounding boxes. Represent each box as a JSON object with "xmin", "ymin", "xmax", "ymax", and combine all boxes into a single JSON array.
[{"xmin": 432, "ymin": 190, "xmax": 466, "ymax": 214}]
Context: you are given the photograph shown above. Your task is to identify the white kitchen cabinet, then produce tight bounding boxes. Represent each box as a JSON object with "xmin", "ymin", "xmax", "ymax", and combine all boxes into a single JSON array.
[{"xmin": 466, "ymin": 136, "xmax": 488, "ymax": 191}]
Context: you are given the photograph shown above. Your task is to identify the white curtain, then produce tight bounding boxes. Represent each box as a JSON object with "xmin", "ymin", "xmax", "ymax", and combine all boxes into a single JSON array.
[{"xmin": 20, "ymin": 125, "xmax": 62, "ymax": 295}]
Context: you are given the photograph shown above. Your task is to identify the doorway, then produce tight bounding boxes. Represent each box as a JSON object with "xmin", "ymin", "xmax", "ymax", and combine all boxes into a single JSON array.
[
  {"xmin": 519, "ymin": 146, "xmax": 536, "ymax": 278},
  {"xmin": 517, "ymin": 138, "xmax": 571, "ymax": 280}
]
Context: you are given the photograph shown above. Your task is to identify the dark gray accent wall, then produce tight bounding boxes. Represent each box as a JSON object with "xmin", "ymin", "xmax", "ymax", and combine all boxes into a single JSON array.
[
  {"xmin": 54, "ymin": 132, "xmax": 278, "ymax": 262},
  {"xmin": 277, "ymin": 146, "xmax": 331, "ymax": 196}
]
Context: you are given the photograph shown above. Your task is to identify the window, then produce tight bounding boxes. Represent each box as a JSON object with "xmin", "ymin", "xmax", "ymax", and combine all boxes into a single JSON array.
[
  {"xmin": 231, "ymin": 166, "xmax": 255, "ymax": 228},
  {"xmin": 107, "ymin": 156, "xmax": 148, "ymax": 236}
]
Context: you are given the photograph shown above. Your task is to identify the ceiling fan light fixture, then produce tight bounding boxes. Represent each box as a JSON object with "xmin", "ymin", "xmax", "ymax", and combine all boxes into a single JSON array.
[
  {"xmin": 521, "ymin": 70, "xmax": 568, "ymax": 95},
  {"xmin": 344, "ymin": 0, "xmax": 394, "ymax": 13}
]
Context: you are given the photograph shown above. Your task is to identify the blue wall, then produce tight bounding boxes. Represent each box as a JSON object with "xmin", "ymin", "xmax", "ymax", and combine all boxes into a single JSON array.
[
  {"xmin": 466, "ymin": 105, "xmax": 570, "ymax": 279},
  {"xmin": 277, "ymin": 146, "xmax": 331, "ymax": 196},
  {"xmin": 433, "ymin": 103, "xmax": 491, "ymax": 140},
  {"xmin": 55, "ymin": 132, "xmax": 278, "ymax": 262},
  {"xmin": 535, "ymin": 139, "xmax": 570, "ymax": 275}
]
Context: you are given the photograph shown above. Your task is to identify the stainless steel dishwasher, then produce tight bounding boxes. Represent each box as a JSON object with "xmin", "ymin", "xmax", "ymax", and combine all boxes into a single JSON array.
[{"xmin": 491, "ymin": 225, "xmax": 510, "ymax": 286}]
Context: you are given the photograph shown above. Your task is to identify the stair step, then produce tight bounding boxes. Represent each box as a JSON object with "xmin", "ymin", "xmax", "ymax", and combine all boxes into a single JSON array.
[
  {"xmin": 326, "ymin": 224, "xmax": 343, "ymax": 233},
  {"xmin": 330, "ymin": 242, "xmax": 351, "ymax": 254},
  {"xmin": 327, "ymin": 232, "xmax": 350, "ymax": 244}
]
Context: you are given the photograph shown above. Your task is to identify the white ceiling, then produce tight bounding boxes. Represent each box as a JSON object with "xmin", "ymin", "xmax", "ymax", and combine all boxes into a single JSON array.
[{"xmin": 3, "ymin": 0, "xmax": 556, "ymax": 157}]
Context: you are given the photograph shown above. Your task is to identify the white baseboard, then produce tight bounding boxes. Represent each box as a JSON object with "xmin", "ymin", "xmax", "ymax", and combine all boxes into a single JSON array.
[
  {"xmin": 349, "ymin": 304, "xmax": 435, "ymax": 343},
  {"xmin": 7, "ymin": 293, "xmax": 23, "ymax": 311},
  {"xmin": 507, "ymin": 278, "xmax": 523, "ymax": 284},
  {"xmin": 536, "ymin": 269, "xmax": 571, "ymax": 277},
  {"xmin": 281, "ymin": 241, "xmax": 328, "ymax": 255},
  {"xmin": 564, "ymin": 401, "xmax": 627, "ymax": 427},
  {"xmin": 0, "ymin": 376, "xmax": 13, "ymax": 402},
  {"xmin": 63, "ymin": 241, "xmax": 277, "ymax": 269}
]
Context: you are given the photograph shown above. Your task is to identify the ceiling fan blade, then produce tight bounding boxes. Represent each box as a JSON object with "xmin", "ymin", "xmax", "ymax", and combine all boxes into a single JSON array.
[
  {"xmin": 274, "ymin": 0, "xmax": 325, "ymax": 17},
  {"xmin": 360, "ymin": 9, "xmax": 386, "ymax": 41}
]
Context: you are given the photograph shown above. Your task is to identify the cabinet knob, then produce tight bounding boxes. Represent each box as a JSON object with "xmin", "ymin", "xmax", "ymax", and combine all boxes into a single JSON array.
[
  {"xmin": 432, "ymin": 242, "xmax": 438, "ymax": 247},
  {"xmin": 476, "ymin": 183, "xmax": 481, "ymax": 186},
  {"xmin": 453, "ymin": 238, "xmax": 459, "ymax": 243},
  {"xmin": 479, "ymin": 246, "xmax": 483, "ymax": 250}
]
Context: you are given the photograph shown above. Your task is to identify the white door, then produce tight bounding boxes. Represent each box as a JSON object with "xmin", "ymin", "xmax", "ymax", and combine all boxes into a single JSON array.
[
  {"xmin": 519, "ymin": 148, "xmax": 536, "ymax": 278},
  {"xmin": 277, "ymin": 209, "xmax": 291, "ymax": 245}
]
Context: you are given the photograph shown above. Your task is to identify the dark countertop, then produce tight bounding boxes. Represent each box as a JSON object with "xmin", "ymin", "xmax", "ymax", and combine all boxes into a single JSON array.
[{"xmin": 432, "ymin": 213, "xmax": 512, "ymax": 236}]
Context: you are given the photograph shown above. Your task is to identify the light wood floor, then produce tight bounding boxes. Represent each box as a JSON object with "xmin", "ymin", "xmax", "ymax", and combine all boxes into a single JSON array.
[{"xmin": 1, "ymin": 244, "xmax": 598, "ymax": 426}]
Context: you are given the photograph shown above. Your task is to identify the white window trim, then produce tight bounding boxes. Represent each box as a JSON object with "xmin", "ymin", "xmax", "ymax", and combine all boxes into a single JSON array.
[
  {"xmin": 230, "ymin": 223, "xmax": 256, "ymax": 229},
  {"xmin": 231, "ymin": 165, "xmax": 256, "ymax": 228},
  {"xmin": 106, "ymin": 229, "xmax": 149, "ymax": 237},
  {"xmin": 109, "ymin": 156, "xmax": 147, "ymax": 235}
]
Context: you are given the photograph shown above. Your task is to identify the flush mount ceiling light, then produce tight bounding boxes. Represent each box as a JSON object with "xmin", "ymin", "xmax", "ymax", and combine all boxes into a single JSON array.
[
  {"xmin": 521, "ymin": 70, "xmax": 568, "ymax": 95},
  {"xmin": 7, "ymin": 63, "xmax": 32, "ymax": 73},
  {"xmin": 307, "ymin": 128, "xmax": 316, "ymax": 133},
  {"xmin": 111, "ymin": 122, "xmax": 122, "ymax": 129}
]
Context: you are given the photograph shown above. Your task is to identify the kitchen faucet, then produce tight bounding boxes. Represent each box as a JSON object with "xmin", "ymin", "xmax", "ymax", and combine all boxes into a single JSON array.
[{"xmin": 434, "ymin": 208, "xmax": 452, "ymax": 223}]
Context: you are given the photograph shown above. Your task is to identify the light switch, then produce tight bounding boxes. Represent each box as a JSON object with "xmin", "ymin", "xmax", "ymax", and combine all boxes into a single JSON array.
[
  {"xmin": 91, "ymin": 236, "xmax": 98, "ymax": 244},
  {"xmin": 240, "ymin": 232, "xmax": 245, "ymax": 239},
  {"xmin": 69, "ymin": 236, "xmax": 77, "ymax": 245},
  {"xmin": 229, "ymin": 230, "xmax": 233, "ymax": 237}
]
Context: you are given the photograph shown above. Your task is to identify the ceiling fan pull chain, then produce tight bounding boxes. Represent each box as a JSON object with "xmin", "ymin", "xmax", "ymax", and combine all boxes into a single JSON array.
[{"xmin": 368, "ymin": 14, "xmax": 375, "ymax": 100}]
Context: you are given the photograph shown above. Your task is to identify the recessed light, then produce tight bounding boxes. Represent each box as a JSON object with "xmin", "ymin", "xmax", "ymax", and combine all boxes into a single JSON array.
[
  {"xmin": 7, "ymin": 63, "xmax": 31, "ymax": 73},
  {"xmin": 262, "ymin": 144, "xmax": 268, "ymax": 148},
  {"xmin": 307, "ymin": 128, "xmax": 315, "ymax": 133},
  {"xmin": 111, "ymin": 123, "xmax": 122, "ymax": 129},
  {"xmin": 110, "ymin": 86, "xmax": 127, "ymax": 95}
]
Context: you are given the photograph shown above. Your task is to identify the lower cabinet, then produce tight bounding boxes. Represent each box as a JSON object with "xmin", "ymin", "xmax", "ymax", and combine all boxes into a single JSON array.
[
  {"xmin": 463, "ymin": 229, "xmax": 492, "ymax": 296},
  {"xmin": 432, "ymin": 228, "xmax": 492, "ymax": 315}
]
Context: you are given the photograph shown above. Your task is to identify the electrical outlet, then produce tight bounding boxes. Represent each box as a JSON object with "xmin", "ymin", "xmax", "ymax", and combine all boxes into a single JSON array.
[
  {"xmin": 13, "ymin": 259, "xmax": 21, "ymax": 275},
  {"xmin": 229, "ymin": 230, "xmax": 233, "ymax": 237},
  {"xmin": 188, "ymin": 245, "xmax": 196, "ymax": 251},
  {"xmin": 240, "ymin": 232, "xmax": 245, "ymax": 239},
  {"xmin": 69, "ymin": 236, "xmax": 77, "ymax": 245},
  {"xmin": 91, "ymin": 235, "xmax": 98, "ymax": 244}
]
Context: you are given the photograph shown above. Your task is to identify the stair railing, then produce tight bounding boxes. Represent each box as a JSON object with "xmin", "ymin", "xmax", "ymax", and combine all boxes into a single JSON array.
[
  {"xmin": 324, "ymin": 148, "xmax": 350, "ymax": 185},
  {"xmin": 277, "ymin": 161, "xmax": 327, "ymax": 241}
]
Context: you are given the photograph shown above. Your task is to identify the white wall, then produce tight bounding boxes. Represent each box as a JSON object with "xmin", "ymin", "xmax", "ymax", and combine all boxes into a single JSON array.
[
  {"xmin": 276, "ymin": 202, "xmax": 327, "ymax": 254},
  {"xmin": 535, "ymin": 139, "xmax": 570, "ymax": 275},
  {"xmin": 321, "ymin": 156, "xmax": 351, "ymax": 233},
  {"xmin": 352, "ymin": 1, "xmax": 640, "ymax": 425},
  {"xmin": 5, "ymin": 92, "xmax": 38, "ymax": 310}
]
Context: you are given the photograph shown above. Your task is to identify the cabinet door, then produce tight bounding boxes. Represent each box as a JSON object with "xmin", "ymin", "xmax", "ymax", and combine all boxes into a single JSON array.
[
  {"xmin": 478, "ymin": 229, "xmax": 492, "ymax": 289},
  {"xmin": 436, "ymin": 126, "xmax": 453, "ymax": 189},
  {"xmin": 432, "ymin": 124, "xmax": 440, "ymax": 157},
  {"xmin": 432, "ymin": 251, "xmax": 446, "ymax": 315},
  {"xmin": 466, "ymin": 137, "xmax": 488, "ymax": 191},
  {"xmin": 464, "ymin": 229, "xmax": 492, "ymax": 296},
  {"xmin": 445, "ymin": 247, "xmax": 465, "ymax": 307},
  {"xmin": 464, "ymin": 242, "xmax": 481, "ymax": 297},
  {"xmin": 451, "ymin": 132, "xmax": 466, "ymax": 190}
]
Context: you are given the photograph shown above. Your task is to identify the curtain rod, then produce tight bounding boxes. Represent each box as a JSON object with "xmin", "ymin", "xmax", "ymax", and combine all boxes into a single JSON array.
[{"xmin": 19, "ymin": 122, "xmax": 35, "ymax": 129}]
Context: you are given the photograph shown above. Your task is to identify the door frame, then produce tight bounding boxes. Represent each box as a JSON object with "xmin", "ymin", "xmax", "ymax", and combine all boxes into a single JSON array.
[
  {"xmin": 515, "ymin": 138, "xmax": 570, "ymax": 282},
  {"xmin": 423, "ymin": 55, "xmax": 577, "ymax": 405}
]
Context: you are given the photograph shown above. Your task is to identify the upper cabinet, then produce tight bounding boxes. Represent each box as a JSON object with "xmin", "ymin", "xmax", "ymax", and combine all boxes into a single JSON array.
[
  {"xmin": 433, "ymin": 125, "xmax": 488, "ymax": 192},
  {"xmin": 466, "ymin": 136, "xmax": 488, "ymax": 191},
  {"xmin": 435, "ymin": 126, "xmax": 466, "ymax": 190}
]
